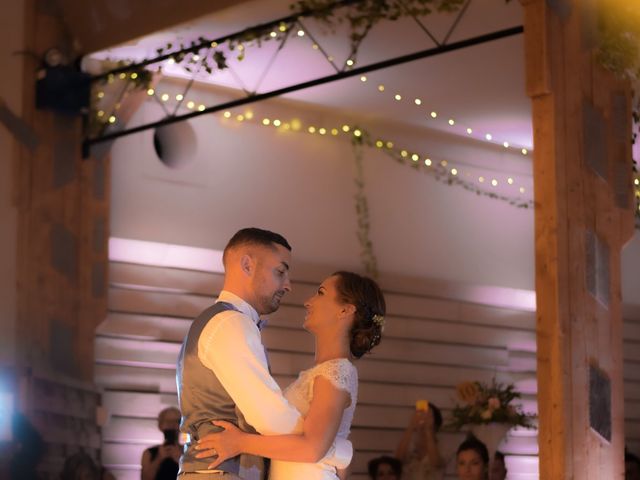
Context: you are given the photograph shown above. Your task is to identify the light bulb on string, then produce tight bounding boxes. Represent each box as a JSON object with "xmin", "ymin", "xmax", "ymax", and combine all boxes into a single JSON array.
[{"xmin": 187, "ymin": 101, "xmax": 195, "ymax": 109}]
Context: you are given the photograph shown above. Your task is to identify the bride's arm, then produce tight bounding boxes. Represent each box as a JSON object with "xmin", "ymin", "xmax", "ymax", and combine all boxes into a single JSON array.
[{"xmin": 196, "ymin": 376, "xmax": 349, "ymax": 467}]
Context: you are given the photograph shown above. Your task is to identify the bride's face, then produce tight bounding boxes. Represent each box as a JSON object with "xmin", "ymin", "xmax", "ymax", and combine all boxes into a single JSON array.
[{"xmin": 303, "ymin": 275, "xmax": 346, "ymax": 332}]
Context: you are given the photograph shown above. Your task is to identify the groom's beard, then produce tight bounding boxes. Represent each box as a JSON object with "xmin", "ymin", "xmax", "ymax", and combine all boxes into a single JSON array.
[{"xmin": 259, "ymin": 290, "xmax": 286, "ymax": 315}]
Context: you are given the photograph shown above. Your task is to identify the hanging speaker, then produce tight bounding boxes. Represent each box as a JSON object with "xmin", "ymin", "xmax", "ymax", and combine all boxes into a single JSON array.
[{"xmin": 152, "ymin": 121, "xmax": 197, "ymax": 169}]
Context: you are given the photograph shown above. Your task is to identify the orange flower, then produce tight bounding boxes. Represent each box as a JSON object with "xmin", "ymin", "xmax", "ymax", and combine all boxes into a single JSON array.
[{"xmin": 456, "ymin": 381, "xmax": 480, "ymax": 404}]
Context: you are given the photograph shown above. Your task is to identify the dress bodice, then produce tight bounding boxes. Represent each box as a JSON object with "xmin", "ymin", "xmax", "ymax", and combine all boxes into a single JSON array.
[{"xmin": 269, "ymin": 358, "xmax": 358, "ymax": 480}]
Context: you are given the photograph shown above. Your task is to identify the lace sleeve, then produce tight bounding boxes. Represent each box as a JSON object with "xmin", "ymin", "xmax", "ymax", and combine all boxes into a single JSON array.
[{"xmin": 312, "ymin": 359, "xmax": 358, "ymax": 406}]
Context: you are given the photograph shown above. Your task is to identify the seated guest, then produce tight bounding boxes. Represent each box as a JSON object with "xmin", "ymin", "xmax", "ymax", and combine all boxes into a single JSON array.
[
  {"xmin": 368, "ymin": 455, "xmax": 403, "ymax": 480},
  {"xmin": 141, "ymin": 407, "xmax": 182, "ymax": 480},
  {"xmin": 395, "ymin": 401, "xmax": 445, "ymax": 479},
  {"xmin": 456, "ymin": 435, "xmax": 489, "ymax": 480},
  {"xmin": 490, "ymin": 451, "xmax": 507, "ymax": 480}
]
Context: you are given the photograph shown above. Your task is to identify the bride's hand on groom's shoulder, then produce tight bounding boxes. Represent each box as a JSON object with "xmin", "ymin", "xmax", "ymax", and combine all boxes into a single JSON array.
[{"xmin": 195, "ymin": 420, "xmax": 243, "ymax": 469}]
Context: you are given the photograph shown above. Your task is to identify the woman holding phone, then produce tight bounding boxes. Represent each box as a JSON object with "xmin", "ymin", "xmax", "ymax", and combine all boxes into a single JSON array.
[{"xmin": 395, "ymin": 400, "xmax": 445, "ymax": 480}]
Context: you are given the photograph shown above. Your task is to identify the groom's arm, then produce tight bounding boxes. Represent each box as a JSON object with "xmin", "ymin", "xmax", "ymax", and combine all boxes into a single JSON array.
[
  {"xmin": 200, "ymin": 311, "xmax": 352, "ymax": 466},
  {"xmin": 199, "ymin": 311, "xmax": 302, "ymax": 435}
]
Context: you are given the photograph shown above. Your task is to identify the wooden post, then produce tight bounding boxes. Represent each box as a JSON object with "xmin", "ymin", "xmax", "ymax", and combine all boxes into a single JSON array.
[{"xmin": 520, "ymin": 0, "xmax": 635, "ymax": 478}]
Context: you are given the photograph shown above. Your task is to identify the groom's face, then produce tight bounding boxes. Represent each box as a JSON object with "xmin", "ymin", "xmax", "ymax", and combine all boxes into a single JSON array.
[{"xmin": 251, "ymin": 243, "xmax": 292, "ymax": 315}]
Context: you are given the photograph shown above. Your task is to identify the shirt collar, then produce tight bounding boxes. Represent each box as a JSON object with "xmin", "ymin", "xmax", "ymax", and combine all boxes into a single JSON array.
[{"xmin": 216, "ymin": 290, "xmax": 262, "ymax": 327}]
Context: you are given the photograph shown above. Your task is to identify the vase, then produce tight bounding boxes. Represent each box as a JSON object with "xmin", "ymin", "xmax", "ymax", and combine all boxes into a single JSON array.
[{"xmin": 469, "ymin": 422, "xmax": 511, "ymax": 465}]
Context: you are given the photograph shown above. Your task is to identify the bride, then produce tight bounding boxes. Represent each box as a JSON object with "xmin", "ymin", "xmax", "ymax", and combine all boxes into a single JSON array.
[{"xmin": 195, "ymin": 270, "xmax": 386, "ymax": 479}]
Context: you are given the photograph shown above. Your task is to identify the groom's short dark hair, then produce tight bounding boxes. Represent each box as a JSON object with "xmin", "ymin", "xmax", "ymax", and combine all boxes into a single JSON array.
[{"xmin": 223, "ymin": 227, "xmax": 291, "ymax": 264}]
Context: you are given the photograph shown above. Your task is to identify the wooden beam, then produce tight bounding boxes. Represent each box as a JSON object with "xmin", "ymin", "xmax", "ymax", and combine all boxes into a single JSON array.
[{"xmin": 521, "ymin": 0, "xmax": 635, "ymax": 477}]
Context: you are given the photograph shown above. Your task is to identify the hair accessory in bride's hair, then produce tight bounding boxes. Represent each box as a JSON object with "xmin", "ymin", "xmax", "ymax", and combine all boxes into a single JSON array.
[{"xmin": 372, "ymin": 314, "xmax": 385, "ymax": 330}]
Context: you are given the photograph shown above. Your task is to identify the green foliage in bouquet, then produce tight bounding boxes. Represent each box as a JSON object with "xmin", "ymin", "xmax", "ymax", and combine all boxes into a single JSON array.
[{"xmin": 448, "ymin": 379, "xmax": 537, "ymax": 430}]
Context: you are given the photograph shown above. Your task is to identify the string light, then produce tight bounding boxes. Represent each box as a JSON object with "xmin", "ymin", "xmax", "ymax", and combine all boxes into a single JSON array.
[
  {"xmin": 187, "ymin": 101, "xmax": 195, "ymax": 109},
  {"xmin": 522, "ymin": 148, "xmax": 528, "ymax": 155},
  {"xmin": 270, "ymin": 31, "xmax": 277, "ymax": 38},
  {"xmin": 108, "ymin": 115, "xmax": 116, "ymax": 124},
  {"xmin": 485, "ymin": 133, "xmax": 492, "ymax": 141},
  {"xmin": 635, "ymin": 178, "xmax": 640, "ymax": 186},
  {"xmin": 97, "ymin": 110, "xmax": 104, "ymax": 117},
  {"xmin": 503, "ymin": 141, "xmax": 509, "ymax": 148},
  {"xmin": 279, "ymin": 24, "xmax": 287, "ymax": 32},
  {"xmin": 297, "ymin": 30, "xmax": 305, "ymax": 37},
  {"xmin": 130, "ymin": 72, "xmax": 138, "ymax": 80},
  {"xmin": 466, "ymin": 128, "xmax": 472, "ymax": 134},
  {"xmin": 97, "ymin": 91, "xmax": 105, "ymax": 99},
  {"xmin": 394, "ymin": 94, "xmax": 402, "ymax": 101},
  {"xmin": 360, "ymin": 76, "xmax": 367, "ymax": 82},
  {"xmin": 414, "ymin": 99, "xmax": 422, "ymax": 105},
  {"xmin": 448, "ymin": 119, "xmax": 455, "ymax": 126},
  {"xmin": 378, "ymin": 85, "xmax": 385, "ymax": 92},
  {"xmin": 118, "ymin": 92, "xmax": 534, "ymax": 203},
  {"xmin": 176, "ymin": 94, "xmax": 184, "ymax": 101},
  {"xmin": 346, "ymin": 59, "xmax": 354, "ymax": 66}
]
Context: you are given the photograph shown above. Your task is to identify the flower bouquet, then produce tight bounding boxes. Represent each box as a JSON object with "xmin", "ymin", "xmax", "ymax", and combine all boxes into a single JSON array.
[
  {"xmin": 449, "ymin": 379, "xmax": 536, "ymax": 430},
  {"xmin": 448, "ymin": 379, "xmax": 537, "ymax": 462}
]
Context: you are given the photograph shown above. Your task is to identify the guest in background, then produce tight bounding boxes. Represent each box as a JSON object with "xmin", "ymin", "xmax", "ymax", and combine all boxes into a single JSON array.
[
  {"xmin": 395, "ymin": 401, "xmax": 444, "ymax": 479},
  {"xmin": 10, "ymin": 412, "xmax": 45, "ymax": 480},
  {"xmin": 626, "ymin": 450, "xmax": 640, "ymax": 480},
  {"xmin": 368, "ymin": 455, "xmax": 403, "ymax": 480},
  {"xmin": 490, "ymin": 451, "xmax": 507, "ymax": 480},
  {"xmin": 455, "ymin": 435, "xmax": 489, "ymax": 480},
  {"xmin": 140, "ymin": 407, "xmax": 182, "ymax": 480}
]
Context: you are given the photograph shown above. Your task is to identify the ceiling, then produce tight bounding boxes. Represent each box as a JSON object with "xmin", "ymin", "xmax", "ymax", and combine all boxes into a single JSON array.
[{"xmin": 90, "ymin": 0, "xmax": 533, "ymax": 152}]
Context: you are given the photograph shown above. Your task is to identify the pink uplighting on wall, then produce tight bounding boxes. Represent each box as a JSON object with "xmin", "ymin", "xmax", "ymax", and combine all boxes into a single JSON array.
[{"xmin": 108, "ymin": 237, "xmax": 224, "ymax": 272}]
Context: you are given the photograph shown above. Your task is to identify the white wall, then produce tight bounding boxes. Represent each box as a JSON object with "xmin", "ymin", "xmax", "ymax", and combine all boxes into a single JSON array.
[
  {"xmin": 0, "ymin": 0, "xmax": 25, "ymax": 366},
  {"xmin": 110, "ymin": 81, "xmax": 536, "ymax": 290}
]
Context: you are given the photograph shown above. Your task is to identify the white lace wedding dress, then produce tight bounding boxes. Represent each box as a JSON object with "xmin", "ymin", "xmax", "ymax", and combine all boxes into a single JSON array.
[{"xmin": 269, "ymin": 358, "xmax": 358, "ymax": 480}]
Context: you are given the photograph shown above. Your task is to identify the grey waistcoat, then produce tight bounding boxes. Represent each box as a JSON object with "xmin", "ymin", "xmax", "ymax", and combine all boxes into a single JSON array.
[{"xmin": 176, "ymin": 301, "xmax": 259, "ymax": 474}]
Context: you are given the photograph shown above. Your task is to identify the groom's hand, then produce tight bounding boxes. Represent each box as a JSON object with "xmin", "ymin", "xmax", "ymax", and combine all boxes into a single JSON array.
[{"xmin": 195, "ymin": 420, "xmax": 243, "ymax": 469}]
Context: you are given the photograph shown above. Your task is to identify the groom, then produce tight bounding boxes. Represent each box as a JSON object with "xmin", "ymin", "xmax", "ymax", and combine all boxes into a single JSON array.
[{"xmin": 176, "ymin": 227, "xmax": 351, "ymax": 479}]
